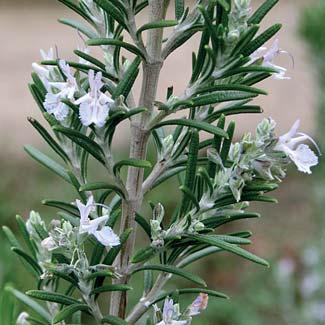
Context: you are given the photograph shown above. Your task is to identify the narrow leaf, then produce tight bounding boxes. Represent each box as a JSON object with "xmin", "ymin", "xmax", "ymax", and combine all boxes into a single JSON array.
[
  {"xmin": 87, "ymin": 39, "xmax": 146, "ymax": 60},
  {"xmin": 154, "ymin": 119, "xmax": 228, "ymax": 138},
  {"xmin": 152, "ymin": 287, "xmax": 229, "ymax": 304},
  {"xmin": 136, "ymin": 20, "xmax": 178, "ymax": 37},
  {"xmin": 248, "ymin": 0, "xmax": 279, "ymax": 25},
  {"xmin": 53, "ymin": 304, "xmax": 90, "ymax": 324},
  {"xmin": 80, "ymin": 182, "xmax": 125, "ymax": 199},
  {"xmin": 59, "ymin": 18, "xmax": 97, "ymax": 38},
  {"xmin": 26, "ymin": 290, "xmax": 80, "ymax": 306},
  {"xmin": 242, "ymin": 24, "xmax": 282, "ymax": 56},
  {"xmin": 11, "ymin": 248, "xmax": 42, "ymax": 275},
  {"xmin": 93, "ymin": 0, "xmax": 127, "ymax": 29},
  {"xmin": 6, "ymin": 287, "xmax": 51, "ymax": 322},
  {"xmin": 132, "ymin": 246, "xmax": 156, "ymax": 263},
  {"xmin": 91, "ymin": 285, "xmax": 132, "ymax": 295},
  {"xmin": 131, "ymin": 264, "xmax": 206, "ymax": 287},
  {"xmin": 24, "ymin": 145, "xmax": 71, "ymax": 183},
  {"xmin": 189, "ymin": 234, "xmax": 269, "ymax": 267},
  {"xmin": 113, "ymin": 159, "xmax": 152, "ymax": 176},
  {"xmin": 53, "ymin": 126, "xmax": 106, "ymax": 165},
  {"xmin": 113, "ymin": 57, "xmax": 141, "ymax": 99}
]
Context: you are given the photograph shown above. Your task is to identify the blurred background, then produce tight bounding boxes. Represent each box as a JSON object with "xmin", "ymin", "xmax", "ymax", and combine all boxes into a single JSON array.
[{"xmin": 0, "ymin": 0, "xmax": 325, "ymax": 324}]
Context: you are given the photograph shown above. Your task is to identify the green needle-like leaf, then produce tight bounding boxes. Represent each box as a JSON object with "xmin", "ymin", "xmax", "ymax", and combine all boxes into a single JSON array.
[
  {"xmin": 189, "ymin": 234, "xmax": 269, "ymax": 267},
  {"xmin": 26, "ymin": 290, "xmax": 80, "ymax": 306},
  {"xmin": 248, "ymin": 0, "xmax": 279, "ymax": 25},
  {"xmin": 87, "ymin": 39, "xmax": 146, "ymax": 60},
  {"xmin": 53, "ymin": 126, "xmax": 106, "ymax": 165},
  {"xmin": 53, "ymin": 304, "xmax": 90, "ymax": 324},
  {"xmin": 242, "ymin": 24, "xmax": 282, "ymax": 56},
  {"xmin": 93, "ymin": 0, "xmax": 128, "ymax": 29},
  {"xmin": 132, "ymin": 246, "xmax": 156, "ymax": 263},
  {"xmin": 6, "ymin": 287, "xmax": 51, "ymax": 322},
  {"xmin": 113, "ymin": 159, "xmax": 152, "ymax": 176},
  {"xmin": 152, "ymin": 288, "xmax": 229, "ymax": 304},
  {"xmin": 131, "ymin": 264, "xmax": 207, "ymax": 287},
  {"xmin": 59, "ymin": 18, "xmax": 97, "ymax": 38},
  {"xmin": 91, "ymin": 285, "xmax": 132, "ymax": 295},
  {"xmin": 24, "ymin": 145, "xmax": 71, "ymax": 183},
  {"xmin": 113, "ymin": 57, "xmax": 141, "ymax": 99},
  {"xmin": 80, "ymin": 182, "xmax": 125, "ymax": 199},
  {"xmin": 154, "ymin": 119, "xmax": 229, "ymax": 138},
  {"xmin": 137, "ymin": 20, "xmax": 178, "ymax": 37}
]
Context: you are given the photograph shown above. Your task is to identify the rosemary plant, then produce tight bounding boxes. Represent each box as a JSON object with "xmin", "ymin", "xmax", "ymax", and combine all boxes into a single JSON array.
[{"xmin": 2, "ymin": 0, "xmax": 320, "ymax": 324}]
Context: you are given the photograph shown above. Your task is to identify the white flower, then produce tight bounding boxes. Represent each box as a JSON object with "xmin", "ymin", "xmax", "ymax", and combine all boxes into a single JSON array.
[
  {"xmin": 251, "ymin": 39, "xmax": 290, "ymax": 80},
  {"xmin": 41, "ymin": 236, "xmax": 57, "ymax": 251},
  {"xmin": 94, "ymin": 227, "xmax": 120, "ymax": 247},
  {"xmin": 156, "ymin": 299, "xmax": 187, "ymax": 325},
  {"xmin": 50, "ymin": 60, "xmax": 78, "ymax": 100},
  {"xmin": 43, "ymin": 60, "xmax": 78, "ymax": 121},
  {"xmin": 188, "ymin": 293, "xmax": 209, "ymax": 316},
  {"xmin": 76, "ymin": 196, "xmax": 120, "ymax": 247},
  {"xmin": 32, "ymin": 48, "xmax": 55, "ymax": 80},
  {"xmin": 43, "ymin": 92, "xmax": 70, "ymax": 121},
  {"xmin": 17, "ymin": 312, "xmax": 30, "ymax": 325},
  {"xmin": 75, "ymin": 70, "xmax": 114, "ymax": 127},
  {"xmin": 274, "ymin": 119, "xmax": 320, "ymax": 174}
]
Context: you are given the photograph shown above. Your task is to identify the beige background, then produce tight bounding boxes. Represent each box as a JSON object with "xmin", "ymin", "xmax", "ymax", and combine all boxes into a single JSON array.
[{"xmin": 0, "ymin": 0, "xmax": 317, "ymax": 157}]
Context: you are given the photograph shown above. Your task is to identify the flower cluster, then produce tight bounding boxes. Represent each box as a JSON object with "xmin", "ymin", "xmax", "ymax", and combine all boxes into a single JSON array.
[
  {"xmin": 148, "ymin": 118, "xmax": 319, "ymax": 247},
  {"xmin": 202, "ymin": 118, "xmax": 318, "ymax": 207},
  {"xmin": 33, "ymin": 51, "xmax": 115, "ymax": 127},
  {"xmin": 24, "ymin": 196, "xmax": 120, "ymax": 284}
]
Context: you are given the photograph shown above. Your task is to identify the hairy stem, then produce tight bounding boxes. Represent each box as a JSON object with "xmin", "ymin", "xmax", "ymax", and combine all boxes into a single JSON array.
[
  {"xmin": 126, "ymin": 274, "xmax": 170, "ymax": 323},
  {"xmin": 109, "ymin": 0, "xmax": 168, "ymax": 318}
]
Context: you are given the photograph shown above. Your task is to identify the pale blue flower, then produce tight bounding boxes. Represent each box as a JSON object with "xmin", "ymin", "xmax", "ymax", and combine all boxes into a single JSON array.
[
  {"xmin": 17, "ymin": 312, "xmax": 30, "ymax": 325},
  {"xmin": 76, "ymin": 196, "xmax": 120, "ymax": 247},
  {"xmin": 187, "ymin": 293, "xmax": 209, "ymax": 316},
  {"xmin": 44, "ymin": 60, "xmax": 78, "ymax": 121},
  {"xmin": 251, "ymin": 39, "xmax": 290, "ymax": 80},
  {"xmin": 275, "ymin": 119, "xmax": 320, "ymax": 174},
  {"xmin": 156, "ymin": 298, "xmax": 187, "ymax": 325},
  {"xmin": 75, "ymin": 70, "xmax": 114, "ymax": 127}
]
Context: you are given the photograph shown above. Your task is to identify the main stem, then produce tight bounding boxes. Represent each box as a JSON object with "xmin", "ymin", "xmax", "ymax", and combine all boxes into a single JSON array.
[{"xmin": 109, "ymin": 0, "xmax": 168, "ymax": 319}]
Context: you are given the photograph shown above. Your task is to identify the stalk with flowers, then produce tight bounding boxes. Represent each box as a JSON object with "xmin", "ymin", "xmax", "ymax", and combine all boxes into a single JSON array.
[{"xmin": 1, "ymin": 0, "xmax": 320, "ymax": 324}]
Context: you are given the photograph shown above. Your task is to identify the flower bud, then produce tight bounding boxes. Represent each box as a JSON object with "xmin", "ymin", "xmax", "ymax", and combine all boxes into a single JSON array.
[
  {"xmin": 153, "ymin": 203, "xmax": 165, "ymax": 223},
  {"xmin": 17, "ymin": 312, "xmax": 30, "ymax": 325},
  {"xmin": 41, "ymin": 236, "xmax": 57, "ymax": 251}
]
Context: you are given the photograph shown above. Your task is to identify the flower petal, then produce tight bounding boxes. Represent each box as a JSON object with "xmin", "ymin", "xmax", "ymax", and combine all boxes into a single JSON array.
[
  {"xmin": 289, "ymin": 144, "xmax": 318, "ymax": 174},
  {"xmin": 76, "ymin": 196, "xmax": 94, "ymax": 224},
  {"xmin": 94, "ymin": 226, "xmax": 120, "ymax": 247}
]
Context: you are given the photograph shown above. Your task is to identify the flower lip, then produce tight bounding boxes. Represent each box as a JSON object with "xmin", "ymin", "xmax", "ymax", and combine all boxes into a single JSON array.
[
  {"xmin": 76, "ymin": 196, "xmax": 119, "ymax": 246},
  {"xmin": 251, "ymin": 39, "xmax": 291, "ymax": 80},
  {"xmin": 75, "ymin": 69, "xmax": 114, "ymax": 127},
  {"xmin": 275, "ymin": 119, "xmax": 320, "ymax": 174},
  {"xmin": 297, "ymin": 132, "xmax": 322, "ymax": 156}
]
